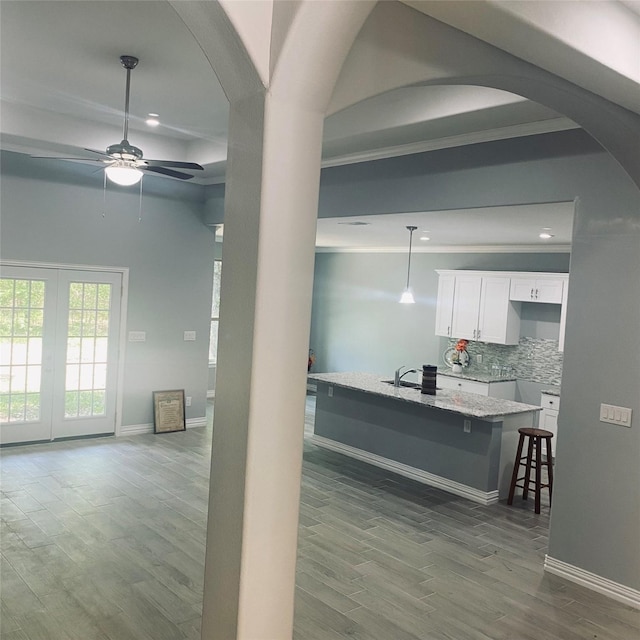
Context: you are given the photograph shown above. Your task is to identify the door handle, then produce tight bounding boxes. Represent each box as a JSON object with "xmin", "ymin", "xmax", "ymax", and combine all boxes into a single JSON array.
[
  {"xmin": 535, "ymin": 289, "xmax": 539, "ymax": 299},
  {"xmin": 530, "ymin": 288, "xmax": 534, "ymax": 299}
]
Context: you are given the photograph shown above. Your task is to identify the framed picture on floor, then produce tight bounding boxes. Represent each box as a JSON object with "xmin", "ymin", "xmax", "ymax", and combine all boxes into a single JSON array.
[{"xmin": 153, "ymin": 389, "xmax": 186, "ymax": 433}]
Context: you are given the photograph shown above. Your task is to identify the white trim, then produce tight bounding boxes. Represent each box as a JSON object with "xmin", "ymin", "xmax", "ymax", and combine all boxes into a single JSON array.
[
  {"xmin": 207, "ymin": 390, "xmax": 216, "ymax": 399},
  {"xmin": 544, "ymin": 555, "xmax": 640, "ymax": 610},
  {"xmin": 1, "ymin": 259, "xmax": 129, "ymax": 273},
  {"xmin": 315, "ymin": 244, "xmax": 571, "ymax": 254},
  {"xmin": 320, "ymin": 118, "xmax": 579, "ymax": 169},
  {"xmin": 119, "ymin": 416, "xmax": 207, "ymax": 437},
  {"xmin": 311, "ymin": 435, "xmax": 498, "ymax": 505}
]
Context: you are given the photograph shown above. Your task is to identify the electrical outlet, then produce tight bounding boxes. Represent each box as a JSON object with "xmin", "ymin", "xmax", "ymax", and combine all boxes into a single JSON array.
[
  {"xmin": 186, "ymin": 396, "xmax": 192, "ymax": 407},
  {"xmin": 463, "ymin": 419, "xmax": 471, "ymax": 433},
  {"xmin": 328, "ymin": 386, "xmax": 333, "ymax": 397},
  {"xmin": 476, "ymin": 354, "xmax": 483, "ymax": 364}
]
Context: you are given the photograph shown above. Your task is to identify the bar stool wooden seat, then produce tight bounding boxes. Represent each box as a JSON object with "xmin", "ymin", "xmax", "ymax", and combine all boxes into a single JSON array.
[{"xmin": 507, "ymin": 427, "xmax": 554, "ymax": 514}]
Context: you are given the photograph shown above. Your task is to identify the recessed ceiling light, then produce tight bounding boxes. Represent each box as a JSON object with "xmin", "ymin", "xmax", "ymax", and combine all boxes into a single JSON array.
[
  {"xmin": 539, "ymin": 231, "xmax": 554, "ymax": 239},
  {"xmin": 420, "ymin": 236, "xmax": 430, "ymax": 241},
  {"xmin": 146, "ymin": 113, "xmax": 160, "ymax": 127}
]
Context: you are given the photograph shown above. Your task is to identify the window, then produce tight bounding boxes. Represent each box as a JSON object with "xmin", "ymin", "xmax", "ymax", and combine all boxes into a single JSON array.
[{"xmin": 209, "ymin": 260, "xmax": 222, "ymax": 364}]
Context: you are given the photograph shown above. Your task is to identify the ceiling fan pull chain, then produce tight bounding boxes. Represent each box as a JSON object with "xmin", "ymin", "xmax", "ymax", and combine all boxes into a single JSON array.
[{"xmin": 102, "ymin": 170, "xmax": 107, "ymax": 218}]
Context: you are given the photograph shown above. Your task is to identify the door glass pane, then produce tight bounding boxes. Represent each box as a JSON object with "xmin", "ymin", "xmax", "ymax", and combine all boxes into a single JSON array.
[
  {"xmin": 64, "ymin": 282, "xmax": 111, "ymax": 419},
  {"xmin": 0, "ymin": 278, "xmax": 44, "ymax": 423}
]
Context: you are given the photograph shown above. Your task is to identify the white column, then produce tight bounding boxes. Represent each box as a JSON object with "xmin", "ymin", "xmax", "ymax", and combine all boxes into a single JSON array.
[{"xmin": 200, "ymin": 89, "xmax": 325, "ymax": 640}]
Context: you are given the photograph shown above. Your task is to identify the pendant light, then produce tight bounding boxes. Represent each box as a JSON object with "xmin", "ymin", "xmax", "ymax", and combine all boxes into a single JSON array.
[{"xmin": 399, "ymin": 225, "xmax": 417, "ymax": 304}]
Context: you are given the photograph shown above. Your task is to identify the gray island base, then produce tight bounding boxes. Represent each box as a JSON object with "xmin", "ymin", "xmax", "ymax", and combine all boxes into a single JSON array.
[{"xmin": 309, "ymin": 372, "xmax": 541, "ymax": 505}]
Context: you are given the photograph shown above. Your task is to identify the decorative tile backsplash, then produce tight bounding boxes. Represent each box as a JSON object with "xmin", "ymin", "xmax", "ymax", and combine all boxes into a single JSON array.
[{"xmin": 447, "ymin": 337, "xmax": 563, "ymax": 386}]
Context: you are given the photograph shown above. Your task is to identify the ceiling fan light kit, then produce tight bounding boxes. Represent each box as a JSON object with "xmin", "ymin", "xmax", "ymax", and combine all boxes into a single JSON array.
[
  {"xmin": 33, "ymin": 54, "xmax": 204, "ymax": 186},
  {"xmin": 105, "ymin": 161, "xmax": 143, "ymax": 186}
]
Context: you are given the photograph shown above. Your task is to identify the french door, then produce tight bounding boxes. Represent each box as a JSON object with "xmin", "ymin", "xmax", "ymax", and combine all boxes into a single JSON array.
[{"xmin": 0, "ymin": 265, "xmax": 122, "ymax": 445}]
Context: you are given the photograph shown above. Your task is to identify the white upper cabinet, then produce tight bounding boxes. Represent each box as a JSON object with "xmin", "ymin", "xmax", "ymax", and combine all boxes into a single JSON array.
[
  {"xmin": 434, "ymin": 273, "xmax": 456, "ymax": 337},
  {"xmin": 451, "ymin": 275, "xmax": 483, "ymax": 339},
  {"xmin": 437, "ymin": 271, "xmax": 520, "ymax": 345},
  {"xmin": 435, "ymin": 270, "xmax": 569, "ymax": 348},
  {"xmin": 510, "ymin": 276, "xmax": 565, "ymax": 303},
  {"xmin": 477, "ymin": 276, "xmax": 521, "ymax": 344}
]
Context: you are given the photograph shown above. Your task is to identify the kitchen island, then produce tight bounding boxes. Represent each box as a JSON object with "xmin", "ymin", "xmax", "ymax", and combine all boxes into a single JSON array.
[{"xmin": 308, "ymin": 372, "xmax": 541, "ymax": 505}]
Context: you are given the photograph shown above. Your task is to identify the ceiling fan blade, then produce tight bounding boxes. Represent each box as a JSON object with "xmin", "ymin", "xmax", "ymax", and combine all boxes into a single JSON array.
[
  {"xmin": 142, "ymin": 165, "xmax": 195, "ymax": 180},
  {"xmin": 84, "ymin": 147, "xmax": 112, "ymax": 158},
  {"xmin": 143, "ymin": 159, "xmax": 204, "ymax": 170},
  {"xmin": 31, "ymin": 156, "xmax": 107, "ymax": 163}
]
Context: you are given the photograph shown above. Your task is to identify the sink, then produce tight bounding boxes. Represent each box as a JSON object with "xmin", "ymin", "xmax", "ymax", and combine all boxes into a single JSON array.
[
  {"xmin": 381, "ymin": 380, "xmax": 442, "ymax": 391},
  {"xmin": 381, "ymin": 380, "xmax": 421, "ymax": 389}
]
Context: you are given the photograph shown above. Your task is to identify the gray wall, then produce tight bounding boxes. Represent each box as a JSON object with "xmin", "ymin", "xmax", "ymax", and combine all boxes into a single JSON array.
[
  {"xmin": 310, "ymin": 251, "xmax": 569, "ymax": 377},
  {"xmin": 1, "ymin": 151, "xmax": 215, "ymax": 427},
  {"xmin": 311, "ymin": 130, "xmax": 640, "ymax": 592}
]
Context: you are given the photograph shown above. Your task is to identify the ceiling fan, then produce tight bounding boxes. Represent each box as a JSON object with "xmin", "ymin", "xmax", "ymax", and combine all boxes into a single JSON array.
[{"xmin": 35, "ymin": 55, "xmax": 204, "ymax": 185}]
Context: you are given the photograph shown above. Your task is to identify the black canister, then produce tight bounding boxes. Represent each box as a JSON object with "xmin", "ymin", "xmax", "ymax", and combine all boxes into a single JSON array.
[{"xmin": 421, "ymin": 364, "xmax": 437, "ymax": 395}]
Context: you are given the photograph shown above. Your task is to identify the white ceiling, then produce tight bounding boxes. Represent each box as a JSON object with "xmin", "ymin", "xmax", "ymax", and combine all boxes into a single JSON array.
[
  {"xmin": 314, "ymin": 202, "xmax": 575, "ymax": 252},
  {"xmin": 1, "ymin": 1, "xmax": 637, "ymax": 249}
]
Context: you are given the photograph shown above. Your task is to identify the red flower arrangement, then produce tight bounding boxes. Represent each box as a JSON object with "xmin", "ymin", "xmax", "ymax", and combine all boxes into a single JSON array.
[{"xmin": 451, "ymin": 339, "xmax": 469, "ymax": 366}]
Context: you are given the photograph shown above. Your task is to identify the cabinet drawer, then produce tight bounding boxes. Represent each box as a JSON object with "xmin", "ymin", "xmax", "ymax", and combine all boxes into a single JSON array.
[
  {"xmin": 540, "ymin": 393, "xmax": 560, "ymax": 410},
  {"xmin": 438, "ymin": 375, "xmax": 489, "ymax": 396}
]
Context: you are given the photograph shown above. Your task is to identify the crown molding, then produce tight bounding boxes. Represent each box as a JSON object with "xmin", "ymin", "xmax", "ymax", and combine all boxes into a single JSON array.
[
  {"xmin": 320, "ymin": 118, "xmax": 579, "ymax": 169},
  {"xmin": 315, "ymin": 244, "xmax": 571, "ymax": 254}
]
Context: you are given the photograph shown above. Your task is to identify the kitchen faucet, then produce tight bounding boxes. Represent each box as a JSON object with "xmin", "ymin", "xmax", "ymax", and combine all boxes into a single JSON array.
[{"xmin": 394, "ymin": 365, "xmax": 418, "ymax": 387}]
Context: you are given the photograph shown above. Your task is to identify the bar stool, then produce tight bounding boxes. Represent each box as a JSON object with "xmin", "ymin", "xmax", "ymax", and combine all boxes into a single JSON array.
[{"xmin": 507, "ymin": 427, "xmax": 554, "ymax": 514}]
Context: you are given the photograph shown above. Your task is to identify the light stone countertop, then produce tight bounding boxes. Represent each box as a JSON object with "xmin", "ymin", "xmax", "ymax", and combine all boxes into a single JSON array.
[
  {"xmin": 541, "ymin": 387, "xmax": 561, "ymax": 397},
  {"xmin": 309, "ymin": 372, "xmax": 541, "ymax": 420}
]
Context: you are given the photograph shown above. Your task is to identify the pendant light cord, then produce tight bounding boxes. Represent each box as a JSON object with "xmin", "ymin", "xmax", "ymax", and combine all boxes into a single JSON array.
[{"xmin": 405, "ymin": 225, "xmax": 417, "ymax": 289}]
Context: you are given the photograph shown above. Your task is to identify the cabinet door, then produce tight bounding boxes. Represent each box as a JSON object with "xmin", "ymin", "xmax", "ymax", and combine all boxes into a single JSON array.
[
  {"xmin": 477, "ymin": 276, "xmax": 519, "ymax": 344},
  {"xmin": 559, "ymin": 279, "xmax": 569, "ymax": 352},
  {"xmin": 535, "ymin": 278, "xmax": 564, "ymax": 304},
  {"xmin": 450, "ymin": 275, "xmax": 481, "ymax": 339},
  {"xmin": 510, "ymin": 277, "xmax": 537, "ymax": 301},
  {"xmin": 510, "ymin": 277, "xmax": 564, "ymax": 303},
  {"xmin": 541, "ymin": 409, "xmax": 558, "ymax": 455},
  {"xmin": 435, "ymin": 274, "xmax": 455, "ymax": 337}
]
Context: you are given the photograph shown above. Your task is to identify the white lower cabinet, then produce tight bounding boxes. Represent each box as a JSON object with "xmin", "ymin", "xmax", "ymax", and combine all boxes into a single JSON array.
[
  {"xmin": 437, "ymin": 374, "xmax": 516, "ymax": 400},
  {"xmin": 540, "ymin": 392, "xmax": 560, "ymax": 455}
]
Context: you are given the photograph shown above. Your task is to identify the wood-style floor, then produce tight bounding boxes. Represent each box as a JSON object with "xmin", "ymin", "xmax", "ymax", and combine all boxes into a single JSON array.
[{"xmin": 1, "ymin": 397, "xmax": 637, "ymax": 639}]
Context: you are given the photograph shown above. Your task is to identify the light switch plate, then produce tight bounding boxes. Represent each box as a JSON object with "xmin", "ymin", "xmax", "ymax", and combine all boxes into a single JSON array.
[
  {"xmin": 128, "ymin": 331, "xmax": 146, "ymax": 342},
  {"xmin": 600, "ymin": 403, "xmax": 632, "ymax": 427},
  {"xmin": 183, "ymin": 331, "xmax": 196, "ymax": 341}
]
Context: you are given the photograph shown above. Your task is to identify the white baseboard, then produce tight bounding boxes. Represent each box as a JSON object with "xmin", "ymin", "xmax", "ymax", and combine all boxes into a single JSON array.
[
  {"xmin": 544, "ymin": 555, "xmax": 640, "ymax": 609},
  {"xmin": 120, "ymin": 416, "xmax": 207, "ymax": 437},
  {"xmin": 311, "ymin": 435, "xmax": 498, "ymax": 505}
]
